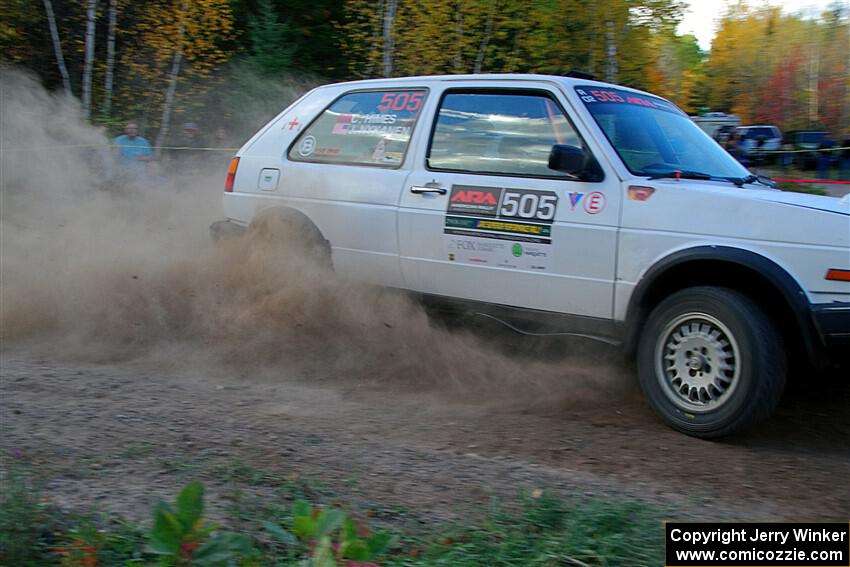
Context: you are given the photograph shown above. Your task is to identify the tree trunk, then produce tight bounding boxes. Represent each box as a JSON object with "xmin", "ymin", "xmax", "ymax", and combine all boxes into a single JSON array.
[
  {"xmin": 42, "ymin": 0, "xmax": 72, "ymax": 97},
  {"xmin": 605, "ymin": 20, "xmax": 617, "ymax": 83},
  {"xmin": 454, "ymin": 2, "xmax": 463, "ymax": 72},
  {"xmin": 473, "ymin": 6, "xmax": 494, "ymax": 74},
  {"xmin": 808, "ymin": 41, "xmax": 819, "ymax": 126},
  {"xmin": 154, "ymin": 3, "xmax": 188, "ymax": 154},
  {"xmin": 82, "ymin": 0, "xmax": 98, "ymax": 120},
  {"xmin": 102, "ymin": 0, "xmax": 117, "ymax": 117},
  {"xmin": 382, "ymin": 0, "xmax": 397, "ymax": 77},
  {"xmin": 362, "ymin": 0, "xmax": 383, "ymax": 77},
  {"xmin": 155, "ymin": 49, "xmax": 183, "ymax": 155}
]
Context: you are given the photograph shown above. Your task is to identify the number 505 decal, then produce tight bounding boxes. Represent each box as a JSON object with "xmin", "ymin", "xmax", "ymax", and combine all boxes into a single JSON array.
[
  {"xmin": 377, "ymin": 92, "xmax": 425, "ymax": 112},
  {"xmin": 499, "ymin": 190, "xmax": 558, "ymax": 222}
]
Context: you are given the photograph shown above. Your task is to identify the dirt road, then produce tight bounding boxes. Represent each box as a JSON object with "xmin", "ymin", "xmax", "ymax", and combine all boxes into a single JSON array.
[{"xmin": 2, "ymin": 330, "xmax": 848, "ymax": 525}]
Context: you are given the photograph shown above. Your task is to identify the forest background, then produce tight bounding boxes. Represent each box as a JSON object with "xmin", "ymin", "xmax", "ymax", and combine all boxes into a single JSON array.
[{"xmin": 1, "ymin": 0, "xmax": 848, "ymax": 145}]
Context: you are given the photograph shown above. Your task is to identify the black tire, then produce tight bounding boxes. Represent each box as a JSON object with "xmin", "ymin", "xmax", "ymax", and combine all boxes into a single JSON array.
[{"xmin": 637, "ymin": 286, "xmax": 785, "ymax": 438}]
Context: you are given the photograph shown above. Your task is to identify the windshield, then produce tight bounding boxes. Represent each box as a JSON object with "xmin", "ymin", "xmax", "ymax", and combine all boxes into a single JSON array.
[{"xmin": 575, "ymin": 86, "xmax": 749, "ymax": 179}]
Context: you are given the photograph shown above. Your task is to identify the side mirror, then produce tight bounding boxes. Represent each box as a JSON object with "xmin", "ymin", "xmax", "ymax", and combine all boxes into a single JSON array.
[{"xmin": 548, "ymin": 144, "xmax": 604, "ymax": 181}]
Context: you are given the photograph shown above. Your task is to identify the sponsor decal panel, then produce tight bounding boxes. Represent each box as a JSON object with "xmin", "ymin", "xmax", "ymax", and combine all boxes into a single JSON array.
[
  {"xmin": 445, "ymin": 236, "xmax": 550, "ymax": 270},
  {"xmin": 443, "ymin": 184, "xmax": 557, "ymax": 270}
]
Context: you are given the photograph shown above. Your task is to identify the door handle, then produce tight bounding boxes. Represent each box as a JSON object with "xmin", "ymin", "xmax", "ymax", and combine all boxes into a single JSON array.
[{"xmin": 410, "ymin": 185, "xmax": 447, "ymax": 195}]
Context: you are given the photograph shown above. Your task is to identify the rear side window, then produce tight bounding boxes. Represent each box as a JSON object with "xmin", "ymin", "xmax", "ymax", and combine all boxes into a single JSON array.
[
  {"xmin": 289, "ymin": 89, "xmax": 426, "ymax": 167},
  {"xmin": 743, "ymin": 127, "xmax": 778, "ymax": 139},
  {"xmin": 428, "ymin": 91, "xmax": 582, "ymax": 178}
]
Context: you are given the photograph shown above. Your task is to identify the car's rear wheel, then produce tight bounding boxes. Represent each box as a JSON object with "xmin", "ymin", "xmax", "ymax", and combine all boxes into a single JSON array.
[
  {"xmin": 637, "ymin": 286, "xmax": 785, "ymax": 438},
  {"xmin": 247, "ymin": 209, "xmax": 332, "ymax": 270}
]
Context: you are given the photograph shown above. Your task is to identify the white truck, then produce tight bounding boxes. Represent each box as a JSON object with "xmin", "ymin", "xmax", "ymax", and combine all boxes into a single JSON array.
[
  {"xmin": 691, "ymin": 112, "xmax": 741, "ymax": 140},
  {"xmin": 212, "ymin": 74, "xmax": 850, "ymax": 438}
]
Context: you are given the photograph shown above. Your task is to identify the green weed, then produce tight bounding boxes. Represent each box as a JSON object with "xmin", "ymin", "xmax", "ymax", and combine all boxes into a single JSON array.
[
  {"xmin": 0, "ymin": 464, "xmax": 53, "ymax": 566},
  {"xmin": 0, "ymin": 465, "xmax": 665, "ymax": 566},
  {"xmin": 149, "ymin": 480, "xmax": 257, "ymax": 566}
]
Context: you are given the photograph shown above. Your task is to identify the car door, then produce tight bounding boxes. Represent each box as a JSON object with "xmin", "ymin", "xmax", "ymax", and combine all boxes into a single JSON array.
[
  {"xmin": 283, "ymin": 87, "xmax": 428, "ymax": 287},
  {"xmin": 398, "ymin": 82, "xmax": 620, "ymax": 320}
]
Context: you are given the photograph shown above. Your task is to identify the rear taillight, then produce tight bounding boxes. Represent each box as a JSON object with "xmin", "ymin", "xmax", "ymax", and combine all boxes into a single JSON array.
[{"xmin": 225, "ymin": 157, "xmax": 240, "ymax": 192}]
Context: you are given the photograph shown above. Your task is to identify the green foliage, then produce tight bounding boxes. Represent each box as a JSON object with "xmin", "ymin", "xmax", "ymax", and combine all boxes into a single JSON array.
[
  {"xmin": 407, "ymin": 492, "xmax": 662, "ymax": 566},
  {"xmin": 0, "ymin": 465, "xmax": 51, "ymax": 566},
  {"xmin": 149, "ymin": 480, "xmax": 257, "ymax": 566},
  {"xmin": 0, "ymin": 467, "xmax": 665, "ymax": 566},
  {"xmin": 246, "ymin": 0, "xmax": 296, "ymax": 75},
  {"xmin": 264, "ymin": 499, "xmax": 395, "ymax": 566}
]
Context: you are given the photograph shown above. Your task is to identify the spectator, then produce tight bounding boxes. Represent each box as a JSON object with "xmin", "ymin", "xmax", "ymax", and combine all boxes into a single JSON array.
[
  {"xmin": 212, "ymin": 127, "xmax": 229, "ymax": 147},
  {"xmin": 779, "ymin": 140, "xmax": 794, "ymax": 172},
  {"xmin": 817, "ymin": 137, "xmax": 835, "ymax": 180},
  {"xmin": 168, "ymin": 121, "xmax": 206, "ymax": 173},
  {"xmin": 113, "ymin": 121, "xmax": 153, "ymax": 181},
  {"xmin": 724, "ymin": 132, "xmax": 740, "ymax": 162}
]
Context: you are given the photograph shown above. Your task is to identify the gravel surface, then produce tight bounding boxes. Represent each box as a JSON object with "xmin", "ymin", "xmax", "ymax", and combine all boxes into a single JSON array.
[{"xmin": 2, "ymin": 336, "xmax": 848, "ymax": 526}]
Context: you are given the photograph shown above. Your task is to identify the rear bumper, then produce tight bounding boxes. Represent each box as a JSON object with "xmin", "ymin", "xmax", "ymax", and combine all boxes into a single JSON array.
[
  {"xmin": 210, "ymin": 219, "xmax": 247, "ymax": 241},
  {"xmin": 811, "ymin": 302, "xmax": 850, "ymax": 364}
]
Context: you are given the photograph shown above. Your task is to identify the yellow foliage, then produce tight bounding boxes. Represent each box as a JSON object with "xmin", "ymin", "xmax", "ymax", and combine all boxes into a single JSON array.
[{"xmin": 118, "ymin": 0, "xmax": 235, "ymax": 126}]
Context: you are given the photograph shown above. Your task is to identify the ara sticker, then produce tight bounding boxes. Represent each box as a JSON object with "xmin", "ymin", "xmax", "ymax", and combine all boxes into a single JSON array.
[{"xmin": 287, "ymin": 117, "xmax": 301, "ymax": 130}]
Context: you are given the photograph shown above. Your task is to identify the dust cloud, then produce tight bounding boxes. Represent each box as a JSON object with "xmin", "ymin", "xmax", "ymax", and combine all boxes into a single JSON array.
[{"xmin": 0, "ymin": 69, "xmax": 630, "ymax": 410}]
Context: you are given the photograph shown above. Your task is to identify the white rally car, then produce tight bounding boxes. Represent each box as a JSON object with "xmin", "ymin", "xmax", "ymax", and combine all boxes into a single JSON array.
[{"xmin": 212, "ymin": 74, "xmax": 850, "ymax": 438}]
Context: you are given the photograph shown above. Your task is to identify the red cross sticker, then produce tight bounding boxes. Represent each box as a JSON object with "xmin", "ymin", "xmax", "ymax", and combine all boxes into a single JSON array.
[{"xmin": 287, "ymin": 118, "xmax": 301, "ymax": 130}]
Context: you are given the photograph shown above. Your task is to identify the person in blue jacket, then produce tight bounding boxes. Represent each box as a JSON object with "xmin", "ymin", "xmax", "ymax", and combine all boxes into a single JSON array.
[{"xmin": 113, "ymin": 121, "xmax": 153, "ymax": 180}]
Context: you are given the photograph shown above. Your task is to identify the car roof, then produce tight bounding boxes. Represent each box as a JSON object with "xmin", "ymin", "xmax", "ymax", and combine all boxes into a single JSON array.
[{"xmin": 317, "ymin": 73, "xmax": 656, "ymax": 97}]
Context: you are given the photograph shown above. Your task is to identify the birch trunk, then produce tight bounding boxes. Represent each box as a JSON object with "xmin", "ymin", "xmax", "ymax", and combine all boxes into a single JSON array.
[
  {"xmin": 154, "ymin": 49, "xmax": 183, "ymax": 155},
  {"xmin": 605, "ymin": 20, "xmax": 617, "ymax": 83},
  {"xmin": 453, "ymin": 2, "xmax": 463, "ymax": 71},
  {"xmin": 473, "ymin": 7, "xmax": 494, "ymax": 74},
  {"xmin": 154, "ymin": 3, "xmax": 188, "ymax": 154},
  {"xmin": 42, "ymin": 0, "xmax": 72, "ymax": 96},
  {"xmin": 362, "ymin": 0, "xmax": 383, "ymax": 77},
  {"xmin": 102, "ymin": 0, "xmax": 117, "ymax": 117},
  {"xmin": 82, "ymin": 0, "xmax": 98, "ymax": 120},
  {"xmin": 382, "ymin": 0, "xmax": 397, "ymax": 77}
]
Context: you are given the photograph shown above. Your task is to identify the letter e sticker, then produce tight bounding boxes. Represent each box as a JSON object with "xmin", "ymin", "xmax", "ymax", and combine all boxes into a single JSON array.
[
  {"xmin": 583, "ymin": 191, "xmax": 606, "ymax": 214},
  {"xmin": 298, "ymin": 135, "xmax": 317, "ymax": 157}
]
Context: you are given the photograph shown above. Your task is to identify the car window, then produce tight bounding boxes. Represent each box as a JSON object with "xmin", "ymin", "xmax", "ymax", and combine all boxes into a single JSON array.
[
  {"xmin": 744, "ymin": 127, "xmax": 777, "ymax": 139},
  {"xmin": 427, "ymin": 91, "xmax": 582, "ymax": 177},
  {"xmin": 289, "ymin": 89, "xmax": 426, "ymax": 167},
  {"xmin": 578, "ymin": 85, "xmax": 749, "ymax": 178},
  {"xmin": 797, "ymin": 132, "xmax": 825, "ymax": 144}
]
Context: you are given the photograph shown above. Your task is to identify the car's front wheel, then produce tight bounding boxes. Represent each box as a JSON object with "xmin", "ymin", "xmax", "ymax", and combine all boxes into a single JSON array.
[{"xmin": 637, "ymin": 286, "xmax": 786, "ymax": 438}]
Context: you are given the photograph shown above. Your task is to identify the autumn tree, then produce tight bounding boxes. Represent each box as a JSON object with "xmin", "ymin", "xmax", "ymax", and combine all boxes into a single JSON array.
[
  {"xmin": 117, "ymin": 0, "xmax": 235, "ymax": 140},
  {"xmin": 705, "ymin": 2, "xmax": 848, "ymax": 135}
]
